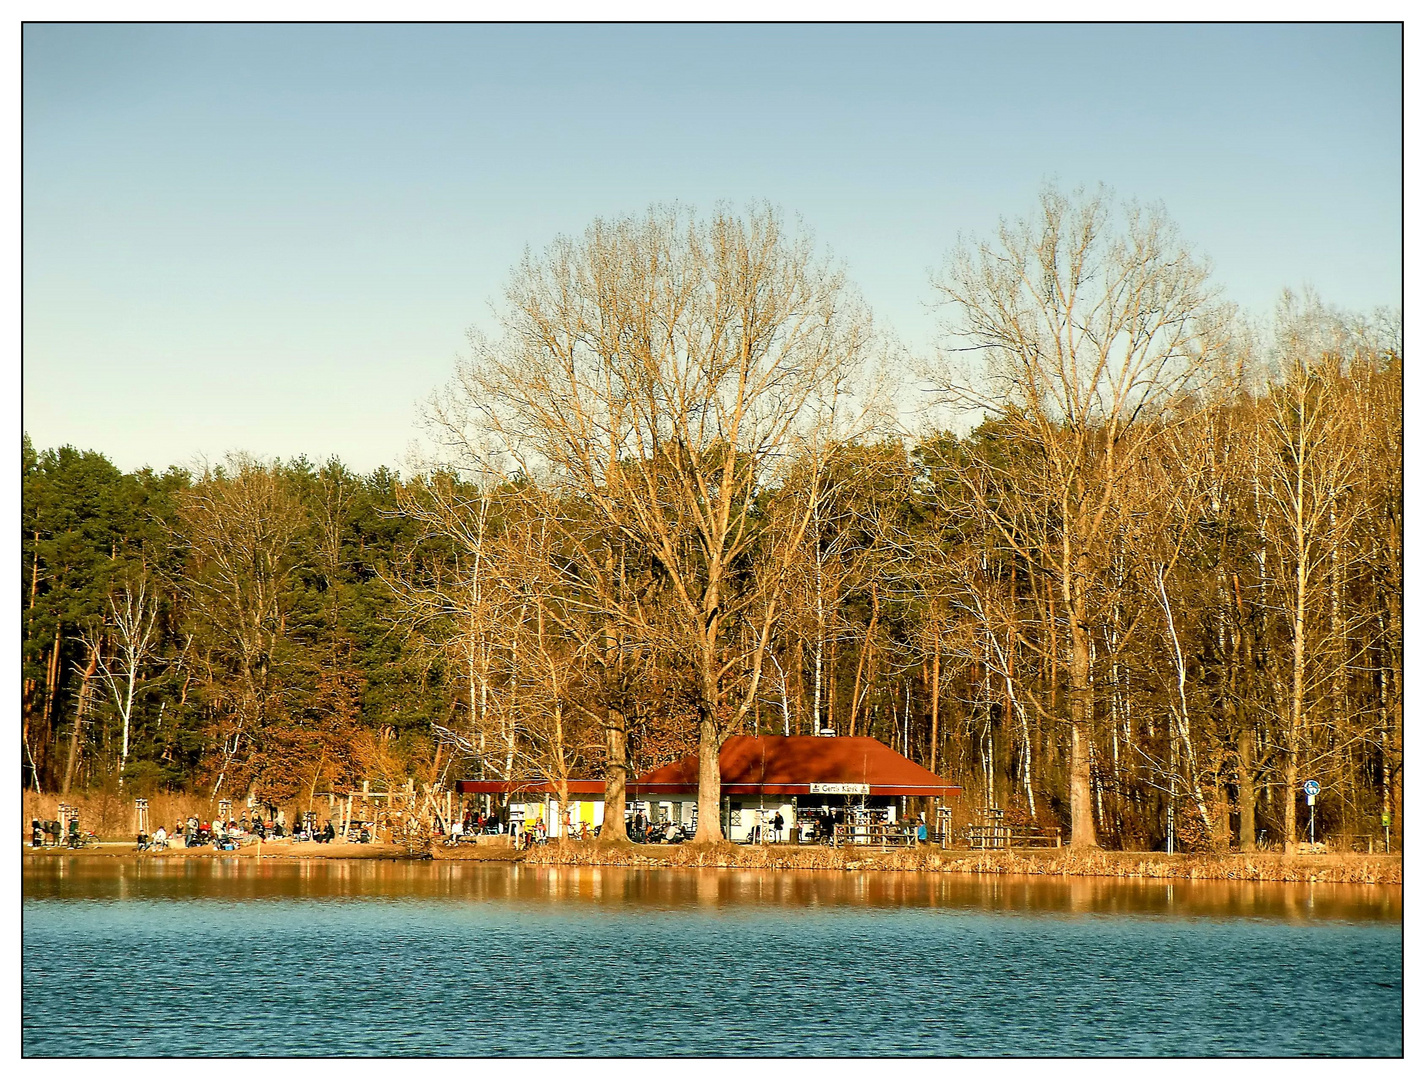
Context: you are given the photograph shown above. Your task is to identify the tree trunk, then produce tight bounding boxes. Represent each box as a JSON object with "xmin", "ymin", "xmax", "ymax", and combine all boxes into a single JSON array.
[
  {"xmin": 1285, "ymin": 555, "xmax": 1307, "ymax": 850},
  {"xmin": 1283, "ymin": 748, "xmax": 1299, "ymax": 853},
  {"xmin": 62, "ymin": 639, "xmax": 100, "ymax": 796},
  {"xmin": 1237, "ymin": 716, "xmax": 1256, "ymax": 852},
  {"xmin": 22, "ymin": 681, "xmax": 41, "ymax": 793},
  {"xmin": 847, "ymin": 584, "xmax": 878, "ymax": 738},
  {"xmin": 929, "ymin": 640, "xmax": 941, "ymax": 775},
  {"xmin": 1068, "ymin": 587, "xmax": 1097, "ymax": 848},
  {"xmin": 42, "ymin": 625, "xmax": 61, "ymax": 747},
  {"xmin": 692, "ymin": 708, "xmax": 724, "ymax": 843},
  {"xmin": 601, "ymin": 706, "xmax": 629, "ymax": 842}
]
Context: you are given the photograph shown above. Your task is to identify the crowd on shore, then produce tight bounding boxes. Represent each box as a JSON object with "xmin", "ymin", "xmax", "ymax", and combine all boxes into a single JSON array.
[{"xmin": 27, "ymin": 809, "xmax": 373, "ymax": 851}]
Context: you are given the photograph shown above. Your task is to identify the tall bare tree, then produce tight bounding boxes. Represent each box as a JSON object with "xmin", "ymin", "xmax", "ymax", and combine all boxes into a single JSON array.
[
  {"xmin": 434, "ymin": 205, "xmax": 879, "ymax": 841},
  {"xmin": 1257, "ymin": 293, "xmax": 1371, "ymax": 848},
  {"xmin": 176, "ymin": 456, "xmax": 308, "ymax": 799},
  {"xmin": 930, "ymin": 185, "xmax": 1232, "ymax": 846},
  {"xmin": 87, "ymin": 575, "xmax": 162, "ymax": 790}
]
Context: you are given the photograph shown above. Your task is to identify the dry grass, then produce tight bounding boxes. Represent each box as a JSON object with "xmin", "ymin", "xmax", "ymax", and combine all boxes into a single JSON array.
[
  {"xmin": 522, "ymin": 841, "xmax": 1402, "ymax": 883},
  {"xmin": 22, "ymin": 790, "xmax": 224, "ymax": 839},
  {"xmin": 20, "ymin": 790, "xmax": 336, "ymax": 843}
]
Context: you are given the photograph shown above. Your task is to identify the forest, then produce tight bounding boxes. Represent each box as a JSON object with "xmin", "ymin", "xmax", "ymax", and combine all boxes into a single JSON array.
[{"xmin": 20, "ymin": 190, "xmax": 1403, "ymax": 852}]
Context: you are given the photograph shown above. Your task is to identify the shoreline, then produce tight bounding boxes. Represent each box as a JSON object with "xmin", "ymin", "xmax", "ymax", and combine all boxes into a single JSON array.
[
  {"xmin": 24, "ymin": 841, "xmax": 1401, "ymax": 883},
  {"xmin": 518, "ymin": 842, "xmax": 1402, "ymax": 884}
]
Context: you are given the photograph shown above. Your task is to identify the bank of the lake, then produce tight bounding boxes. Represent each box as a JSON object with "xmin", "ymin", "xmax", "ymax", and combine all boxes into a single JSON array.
[
  {"xmin": 26, "ymin": 837, "xmax": 1401, "ymax": 883},
  {"xmin": 513, "ymin": 841, "xmax": 1403, "ymax": 883}
]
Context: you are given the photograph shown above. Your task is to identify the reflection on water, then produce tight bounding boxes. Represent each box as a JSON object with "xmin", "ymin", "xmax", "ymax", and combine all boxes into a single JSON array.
[
  {"xmin": 23, "ymin": 857, "xmax": 1403, "ymax": 922},
  {"xmin": 23, "ymin": 860, "xmax": 1402, "ymax": 1058}
]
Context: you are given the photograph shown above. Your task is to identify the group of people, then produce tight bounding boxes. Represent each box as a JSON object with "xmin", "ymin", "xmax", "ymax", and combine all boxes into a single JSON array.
[
  {"xmin": 447, "ymin": 808, "xmax": 506, "ymax": 843},
  {"xmin": 446, "ymin": 806, "xmax": 588, "ymax": 847},
  {"xmin": 28, "ymin": 807, "xmax": 371, "ymax": 851},
  {"xmin": 630, "ymin": 810, "xmax": 688, "ymax": 844},
  {"xmin": 146, "ymin": 812, "xmax": 343, "ymax": 850},
  {"xmin": 29, "ymin": 817, "xmax": 82, "ymax": 848}
]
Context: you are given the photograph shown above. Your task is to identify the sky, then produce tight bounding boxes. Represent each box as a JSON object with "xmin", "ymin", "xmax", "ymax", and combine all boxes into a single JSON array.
[{"xmin": 22, "ymin": 23, "xmax": 1403, "ymax": 475}]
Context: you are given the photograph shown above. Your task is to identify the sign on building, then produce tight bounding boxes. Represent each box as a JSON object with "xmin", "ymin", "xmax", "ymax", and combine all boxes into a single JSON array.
[{"xmin": 809, "ymin": 783, "xmax": 870, "ymax": 795}]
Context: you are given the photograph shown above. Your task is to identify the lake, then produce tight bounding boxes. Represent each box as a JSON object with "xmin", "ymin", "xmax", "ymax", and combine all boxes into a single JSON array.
[{"xmin": 22, "ymin": 858, "xmax": 1402, "ymax": 1057}]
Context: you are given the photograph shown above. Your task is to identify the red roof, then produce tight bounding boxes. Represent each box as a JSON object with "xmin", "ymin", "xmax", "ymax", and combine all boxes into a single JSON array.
[
  {"xmin": 454, "ymin": 778, "xmax": 606, "ymax": 796},
  {"xmin": 628, "ymin": 736, "xmax": 960, "ymax": 798}
]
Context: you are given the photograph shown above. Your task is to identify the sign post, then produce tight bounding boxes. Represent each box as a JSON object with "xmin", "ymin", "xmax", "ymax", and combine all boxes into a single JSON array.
[{"xmin": 1303, "ymin": 780, "xmax": 1320, "ymax": 849}]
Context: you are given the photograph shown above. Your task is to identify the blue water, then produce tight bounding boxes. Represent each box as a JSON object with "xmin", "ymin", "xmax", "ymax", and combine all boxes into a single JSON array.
[{"xmin": 22, "ymin": 860, "xmax": 1402, "ymax": 1056}]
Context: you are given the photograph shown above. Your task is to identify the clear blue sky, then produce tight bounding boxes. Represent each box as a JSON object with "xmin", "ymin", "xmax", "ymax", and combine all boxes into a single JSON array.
[{"xmin": 23, "ymin": 23, "xmax": 1402, "ymax": 474}]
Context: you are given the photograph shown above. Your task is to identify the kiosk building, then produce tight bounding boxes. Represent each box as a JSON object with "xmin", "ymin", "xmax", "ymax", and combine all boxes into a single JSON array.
[{"xmin": 456, "ymin": 735, "xmax": 960, "ymax": 841}]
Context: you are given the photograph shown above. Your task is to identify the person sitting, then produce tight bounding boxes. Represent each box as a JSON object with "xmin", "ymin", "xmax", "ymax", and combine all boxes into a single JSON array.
[
  {"xmin": 322, "ymin": 820, "xmax": 336, "ymax": 843},
  {"xmin": 153, "ymin": 826, "xmax": 168, "ymax": 850}
]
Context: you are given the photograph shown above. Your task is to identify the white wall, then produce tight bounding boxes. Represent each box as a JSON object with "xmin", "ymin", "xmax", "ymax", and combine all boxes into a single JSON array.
[{"xmin": 729, "ymin": 800, "xmax": 797, "ymax": 843}]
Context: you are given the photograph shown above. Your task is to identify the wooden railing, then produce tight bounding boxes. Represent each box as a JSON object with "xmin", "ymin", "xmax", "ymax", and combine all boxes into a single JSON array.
[
  {"xmin": 831, "ymin": 823, "xmax": 918, "ymax": 849},
  {"xmin": 964, "ymin": 809, "xmax": 1061, "ymax": 849}
]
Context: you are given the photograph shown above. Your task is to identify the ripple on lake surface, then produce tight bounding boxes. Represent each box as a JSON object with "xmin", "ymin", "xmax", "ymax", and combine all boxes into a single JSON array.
[{"xmin": 23, "ymin": 860, "xmax": 1402, "ymax": 1057}]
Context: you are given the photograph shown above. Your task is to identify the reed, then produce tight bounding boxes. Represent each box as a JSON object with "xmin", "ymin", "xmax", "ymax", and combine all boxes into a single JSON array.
[
  {"xmin": 520, "ymin": 841, "xmax": 1401, "ymax": 883},
  {"xmin": 22, "ymin": 790, "xmax": 222, "ymax": 839}
]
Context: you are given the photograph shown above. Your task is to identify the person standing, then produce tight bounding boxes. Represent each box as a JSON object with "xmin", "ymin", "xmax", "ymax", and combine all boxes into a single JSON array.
[{"xmin": 772, "ymin": 811, "xmax": 785, "ymax": 843}]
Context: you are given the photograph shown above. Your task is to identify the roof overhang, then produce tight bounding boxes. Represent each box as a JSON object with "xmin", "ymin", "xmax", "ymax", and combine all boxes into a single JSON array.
[
  {"xmin": 628, "ymin": 782, "xmax": 962, "ymax": 798},
  {"xmin": 456, "ymin": 779, "xmax": 961, "ymax": 799},
  {"xmin": 455, "ymin": 779, "xmax": 606, "ymax": 796}
]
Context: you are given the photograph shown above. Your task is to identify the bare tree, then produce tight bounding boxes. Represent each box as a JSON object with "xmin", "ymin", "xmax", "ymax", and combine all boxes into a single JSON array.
[
  {"xmin": 1257, "ymin": 293, "xmax": 1371, "ymax": 848},
  {"xmin": 433, "ymin": 205, "xmax": 879, "ymax": 842},
  {"xmin": 87, "ymin": 575, "xmax": 162, "ymax": 790},
  {"xmin": 390, "ymin": 471, "xmax": 505, "ymax": 780},
  {"xmin": 930, "ymin": 185, "xmax": 1232, "ymax": 846},
  {"xmin": 176, "ymin": 456, "xmax": 308, "ymax": 799}
]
